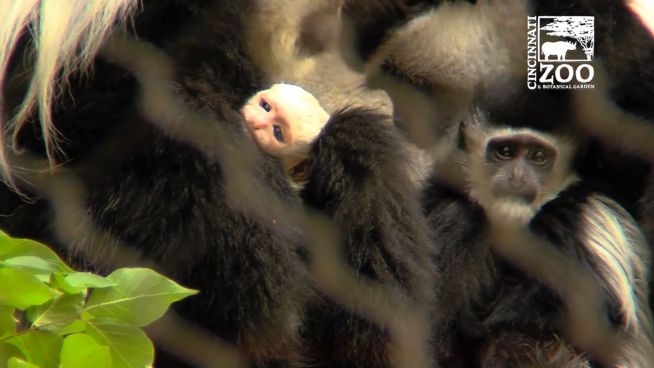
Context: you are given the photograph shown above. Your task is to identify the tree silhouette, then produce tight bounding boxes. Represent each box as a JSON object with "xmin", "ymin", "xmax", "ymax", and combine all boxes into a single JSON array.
[{"xmin": 541, "ymin": 17, "xmax": 594, "ymax": 60}]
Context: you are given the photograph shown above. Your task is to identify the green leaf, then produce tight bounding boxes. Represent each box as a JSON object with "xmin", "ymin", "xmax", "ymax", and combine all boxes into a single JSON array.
[
  {"xmin": 6, "ymin": 358, "xmax": 38, "ymax": 368},
  {"xmin": 65, "ymin": 273, "xmax": 115, "ymax": 289},
  {"xmin": 49, "ymin": 273, "xmax": 82, "ymax": 295},
  {"xmin": 85, "ymin": 268, "xmax": 197, "ymax": 326},
  {"xmin": 51, "ymin": 319, "xmax": 86, "ymax": 336},
  {"xmin": 0, "ymin": 233, "xmax": 72, "ymax": 274},
  {"xmin": 6, "ymin": 331, "xmax": 61, "ymax": 368},
  {"xmin": 32, "ymin": 275, "xmax": 50, "ymax": 284},
  {"xmin": 0, "ymin": 343, "xmax": 23, "ymax": 368},
  {"xmin": 85, "ymin": 320, "xmax": 153, "ymax": 368},
  {"xmin": 49, "ymin": 320, "xmax": 86, "ymax": 336},
  {"xmin": 0, "ymin": 306, "xmax": 15, "ymax": 340},
  {"xmin": 26, "ymin": 294, "xmax": 83, "ymax": 332},
  {"xmin": 0, "ymin": 269, "xmax": 58, "ymax": 310},
  {"xmin": 2, "ymin": 257, "xmax": 57, "ymax": 274},
  {"xmin": 60, "ymin": 333, "xmax": 111, "ymax": 368}
]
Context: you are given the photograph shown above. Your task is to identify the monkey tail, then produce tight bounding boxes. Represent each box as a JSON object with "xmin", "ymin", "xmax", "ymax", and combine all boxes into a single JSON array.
[
  {"xmin": 581, "ymin": 195, "xmax": 654, "ymax": 367},
  {"xmin": 0, "ymin": 0, "xmax": 140, "ymax": 181}
]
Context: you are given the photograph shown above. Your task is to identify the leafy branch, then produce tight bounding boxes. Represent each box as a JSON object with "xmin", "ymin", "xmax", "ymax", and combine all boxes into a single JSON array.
[{"xmin": 0, "ymin": 232, "xmax": 197, "ymax": 368}]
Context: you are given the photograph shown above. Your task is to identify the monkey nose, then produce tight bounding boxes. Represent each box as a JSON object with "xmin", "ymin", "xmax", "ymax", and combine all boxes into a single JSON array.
[{"xmin": 250, "ymin": 115, "xmax": 271, "ymax": 129}]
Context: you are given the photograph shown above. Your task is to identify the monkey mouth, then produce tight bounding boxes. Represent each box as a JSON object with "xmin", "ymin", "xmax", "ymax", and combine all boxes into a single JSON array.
[
  {"xmin": 493, "ymin": 187, "xmax": 537, "ymax": 205},
  {"xmin": 517, "ymin": 191, "xmax": 537, "ymax": 204}
]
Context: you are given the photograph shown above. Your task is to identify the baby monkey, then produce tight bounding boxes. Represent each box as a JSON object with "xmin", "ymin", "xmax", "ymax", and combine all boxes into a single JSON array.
[{"xmin": 241, "ymin": 83, "xmax": 330, "ymax": 183}]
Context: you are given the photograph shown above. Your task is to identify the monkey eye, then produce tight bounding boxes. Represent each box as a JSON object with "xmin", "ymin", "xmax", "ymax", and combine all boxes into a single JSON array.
[
  {"xmin": 273, "ymin": 125, "xmax": 285, "ymax": 143},
  {"xmin": 494, "ymin": 145, "xmax": 514, "ymax": 160},
  {"xmin": 260, "ymin": 99, "xmax": 271, "ymax": 112},
  {"xmin": 529, "ymin": 149, "xmax": 548, "ymax": 165}
]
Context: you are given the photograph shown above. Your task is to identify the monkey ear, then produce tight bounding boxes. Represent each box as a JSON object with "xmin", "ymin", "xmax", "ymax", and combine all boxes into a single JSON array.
[{"xmin": 459, "ymin": 106, "xmax": 489, "ymax": 152}]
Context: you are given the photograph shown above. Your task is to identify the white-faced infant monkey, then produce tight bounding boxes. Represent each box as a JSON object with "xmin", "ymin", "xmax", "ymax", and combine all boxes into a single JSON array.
[{"xmin": 241, "ymin": 83, "xmax": 329, "ymax": 183}]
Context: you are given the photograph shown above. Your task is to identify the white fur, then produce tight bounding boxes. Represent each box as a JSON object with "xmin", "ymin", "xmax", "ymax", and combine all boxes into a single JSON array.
[
  {"xmin": 245, "ymin": 0, "xmax": 342, "ymax": 82},
  {"xmin": 582, "ymin": 197, "xmax": 641, "ymax": 329},
  {"xmin": 367, "ymin": 0, "xmax": 526, "ymax": 93},
  {"xmin": 269, "ymin": 83, "xmax": 329, "ymax": 160},
  {"xmin": 465, "ymin": 125, "xmax": 578, "ymax": 224},
  {"xmin": 0, "ymin": 0, "xmax": 139, "ymax": 175},
  {"xmin": 580, "ymin": 195, "xmax": 654, "ymax": 368},
  {"xmin": 463, "ymin": 120, "xmax": 654, "ymax": 365},
  {"xmin": 368, "ymin": 0, "xmax": 528, "ymax": 190},
  {"xmin": 629, "ymin": 0, "xmax": 654, "ymax": 37}
]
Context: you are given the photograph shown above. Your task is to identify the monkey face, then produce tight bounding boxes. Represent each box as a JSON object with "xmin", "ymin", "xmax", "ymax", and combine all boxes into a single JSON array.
[
  {"xmin": 240, "ymin": 84, "xmax": 330, "ymax": 171},
  {"xmin": 485, "ymin": 134, "xmax": 558, "ymax": 204},
  {"xmin": 240, "ymin": 89, "xmax": 293, "ymax": 158}
]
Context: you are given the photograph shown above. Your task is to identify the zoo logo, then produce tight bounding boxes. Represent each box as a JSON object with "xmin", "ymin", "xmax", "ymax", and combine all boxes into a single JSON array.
[{"xmin": 527, "ymin": 16, "xmax": 595, "ymax": 90}]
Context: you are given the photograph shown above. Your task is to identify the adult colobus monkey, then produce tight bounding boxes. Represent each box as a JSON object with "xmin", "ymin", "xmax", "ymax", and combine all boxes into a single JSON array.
[
  {"xmin": 340, "ymin": 0, "xmax": 654, "ymax": 205},
  {"xmin": 0, "ymin": 1, "xmax": 435, "ymax": 367},
  {"xmin": 341, "ymin": 1, "xmax": 654, "ymax": 359},
  {"xmin": 424, "ymin": 109, "xmax": 653, "ymax": 367}
]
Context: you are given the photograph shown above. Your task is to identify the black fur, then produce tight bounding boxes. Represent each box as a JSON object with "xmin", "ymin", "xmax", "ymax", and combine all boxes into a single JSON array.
[
  {"xmin": 478, "ymin": 90, "xmax": 654, "ymax": 218},
  {"xmin": 424, "ymin": 178, "xmax": 623, "ymax": 367},
  {"xmin": 530, "ymin": 0, "xmax": 654, "ymax": 223},
  {"xmin": 4, "ymin": 1, "xmax": 311, "ymax": 367},
  {"xmin": 300, "ymin": 108, "xmax": 436, "ymax": 367},
  {"xmin": 344, "ymin": 0, "xmax": 654, "ymax": 214},
  {"xmin": 2, "ymin": 1, "xmax": 651, "ymax": 367},
  {"xmin": 343, "ymin": 3, "xmax": 654, "ymax": 363},
  {"xmin": 342, "ymin": 0, "xmax": 435, "ymax": 61},
  {"xmin": 0, "ymin": 1, "xmax": 437, "ymax": 367}
]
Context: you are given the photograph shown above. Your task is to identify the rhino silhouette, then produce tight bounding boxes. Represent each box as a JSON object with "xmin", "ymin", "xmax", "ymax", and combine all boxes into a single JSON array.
[{"xmin": 541, "ymin": 41, "xmax": 576, "ymax": 61}]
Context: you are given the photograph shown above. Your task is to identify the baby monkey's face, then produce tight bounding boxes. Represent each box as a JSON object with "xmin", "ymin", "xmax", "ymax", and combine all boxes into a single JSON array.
[
  {"xmin": 241, "ymin": 87, "xmax": 293, "ymax": 158},
  {"xmin": 240, "ymin": 84, "xmax": 329, "ymax": 161}
]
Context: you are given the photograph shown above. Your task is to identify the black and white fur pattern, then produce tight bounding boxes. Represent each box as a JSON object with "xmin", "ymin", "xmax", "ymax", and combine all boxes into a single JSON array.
[
  {"xmin": 2, "ymin": 0, "xmax": 653, "ymax": 367},
  {"xmin": 3, "ymin": 1, "xmax": 310, "ymax": 366},
  {"xmin": 341, "ymin": 4, "xmax": 654, "ymax": 364},
  {"xmin": 0, "ymin": 1, "xmax": 435, "ymax": 367},
  {"xmin": 425, "ymin": 115, "xmax": 653, "ymax": 367},
  {"xmin": 461, "ymin": 117, "xmax": 579, "ymax": 225},
  {"xmin": 342, "ymin": 0, "xmax": 654, "ymax": 222}
]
